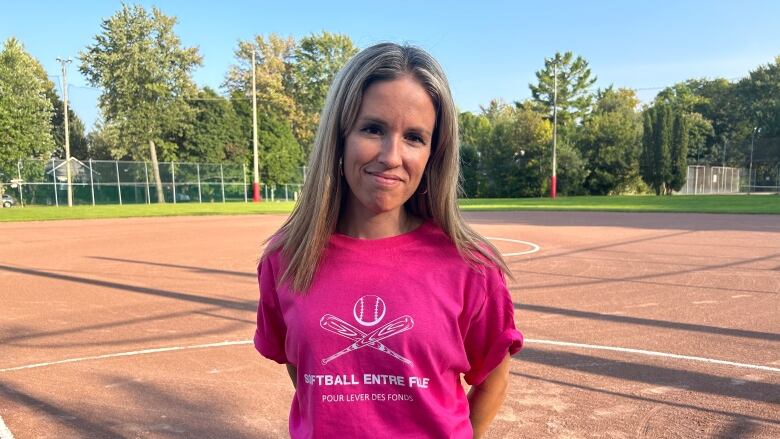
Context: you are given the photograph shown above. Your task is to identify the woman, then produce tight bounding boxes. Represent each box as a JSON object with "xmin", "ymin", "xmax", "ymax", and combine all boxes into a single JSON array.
[{"xmin": 255, "ymin": 43, "xmax": 523, "ymax": 438}]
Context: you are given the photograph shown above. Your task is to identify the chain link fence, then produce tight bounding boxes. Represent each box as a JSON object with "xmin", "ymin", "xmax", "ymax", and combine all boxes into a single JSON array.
[
  {"xmin": 744, "ymin": 161, "xmax": 780, "ymax": 194},
  {"xmin": 0, "ymin": 158, "xmax": 303, "ymax": 206},
  {"xmin": 676, "ymin": 164, "xmax": 780, "ymax": 194},
  {"xmin": 677, "ymin": 165, "xmax": 742, "ymax": 195}
]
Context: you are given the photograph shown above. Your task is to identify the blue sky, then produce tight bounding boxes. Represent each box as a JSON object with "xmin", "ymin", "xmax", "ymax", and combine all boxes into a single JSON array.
[{"xmin": 2, "ymin": 0, "xmax": 779, "ymax": 130}]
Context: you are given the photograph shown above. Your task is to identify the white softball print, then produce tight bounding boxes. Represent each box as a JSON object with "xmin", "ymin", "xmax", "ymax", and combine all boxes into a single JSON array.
[{"xmin": 353, "ymin": 295, "xmax": 386, "ymax": 327}]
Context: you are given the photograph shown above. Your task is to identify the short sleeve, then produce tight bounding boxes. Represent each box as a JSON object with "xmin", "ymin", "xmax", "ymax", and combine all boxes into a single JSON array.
[
  {"xmin": 253, "ymin": 254, "xmax": 289, "ymax": 364},
  {"xmin": 462, "ymin": 265, "xmax": 523, "ymax": 386}
]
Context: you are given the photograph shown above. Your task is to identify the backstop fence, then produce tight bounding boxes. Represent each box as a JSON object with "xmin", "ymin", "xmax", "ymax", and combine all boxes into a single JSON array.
[
  {"xmin": 677, "ymin": 165, "xmax": 742, "ymax": 195},
  {"xmin": 676, "ymin": 165, "xmax": 779, "ymax": 194},
  {"xmin": 0, "ymin": 158, "xmax": 302, "ymax": 206}
]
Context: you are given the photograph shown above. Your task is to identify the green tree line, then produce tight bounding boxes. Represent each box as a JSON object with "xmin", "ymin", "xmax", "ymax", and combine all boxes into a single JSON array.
[
  {"xmin": 1, "ymin": 4, "xmax": 778, "ymax": 198},
  {"xmin": 462, "ymin": 52, "xmax": 780, "ymax": 197}
]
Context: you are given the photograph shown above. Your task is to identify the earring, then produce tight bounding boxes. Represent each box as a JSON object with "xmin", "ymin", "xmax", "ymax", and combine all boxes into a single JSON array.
[{"xmin": 338, "ymin": 156, "xmax": 343, "ymax": 176}]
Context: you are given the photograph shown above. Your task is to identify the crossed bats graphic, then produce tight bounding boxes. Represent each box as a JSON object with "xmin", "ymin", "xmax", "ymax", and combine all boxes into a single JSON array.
[{"xmin": 319, "ymin": 313, "xmax": 414, "ymax": 366}]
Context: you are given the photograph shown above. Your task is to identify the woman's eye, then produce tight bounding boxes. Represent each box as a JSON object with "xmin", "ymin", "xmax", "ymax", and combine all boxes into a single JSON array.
[
  {"xmin": 362, "ymin": 125, "xmax": 382, "ymax": 135},
  {"xmin": 407, "ymin": 134, "xmax": 426, "ymax": 145}
]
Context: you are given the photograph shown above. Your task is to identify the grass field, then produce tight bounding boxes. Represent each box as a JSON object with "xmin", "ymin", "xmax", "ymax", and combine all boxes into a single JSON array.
[
  {"xmin": 459, "ymin": 195, "xmax": 780, "ymax": 214},
  {"xmin": 1, "ymin": 195, "xmax": 778, "ymax": 222}
]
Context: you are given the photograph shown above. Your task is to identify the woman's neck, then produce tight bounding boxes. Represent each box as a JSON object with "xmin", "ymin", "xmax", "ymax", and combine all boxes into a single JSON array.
[{"xmin": 338, "ymin": 205, "xmax": 421, "ymax": 239}]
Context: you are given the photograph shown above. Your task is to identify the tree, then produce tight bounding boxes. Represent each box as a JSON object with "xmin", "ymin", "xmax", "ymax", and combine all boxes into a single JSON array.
[
  {"xmin": 578, "ymin": 87, "xmax": 643, "ymax": 194},
  {"xmin": 179, "ymin": 87, "xmax": 245, "ymax": 163},
  {"xmin": 735, "ymin": 57, "xmax": 780, "ymax": 170},
  {"xmin": 685, "ymin": 112, "xmax": 714, "ymax": 165},
  {"xmin": 0, "ymin": 37, "xmax": 55, "ymax": 180},
  {"xmin": 224, "ymin": 34, "xmax": 301, "ymax": 137},
  {"xmin": 79, "ymin": 4, "xmax": 202, "ymax": 203},
  {"xmin": 555, "ymin": 142, "xmax": 588, "ymax": 196},
  {"xmin": 85, "ymin": 119, "xmax": 123, "ymax": 160},
  {"xmin": 224, "ymin": 32, "xmax": 356, "ymax": 160},
  {"xmin": 458, "ymin": 111, "xmax": 491, "ymax": 197},
  {"xmin": 653, "ymin": 105, "xmax": 673, "ymax": 194},
  {"xmin": 257, "ymin": 114, "xmax": 303, "ymax": 186},
  {"xmin": 737, "ymin": 56, "xmax": 780, "ymax": 139},
  {"xmin": 528, "ymin": 51, "xmax": 597, "ymax": 140},
  {"xmin": 50, "ymin": 94, "xmax": 89, "ymax": 160},
  {"xmin": 641, "ymin": 103, "xmax": 692, "ymax": 195},
  {"xmin": 459, "ymin": 142, "xmax": 481, "ymax": 197},
  {"xmin": 473, "ymin": 101, "xmax": 553, "ymax": 197},
  {"xmin": 291, "ymin": 32, "xmax": 357, "ymax": 154},
  {"xmin": 670, "ymin": 112, "xmax": 689, "ymax": 192},
  {"xmin": 640, "ymin": 109, "xmax": 655, "ymax": 188},
  {"xmin": 655, "ymin": 81, "xmax": 715, "ymax": 164}
]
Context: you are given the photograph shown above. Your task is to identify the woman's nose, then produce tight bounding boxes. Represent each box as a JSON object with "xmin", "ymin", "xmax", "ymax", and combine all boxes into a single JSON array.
[{"xmin": 378, "ymin": 134, "xmax": 403, "ymax": 168}]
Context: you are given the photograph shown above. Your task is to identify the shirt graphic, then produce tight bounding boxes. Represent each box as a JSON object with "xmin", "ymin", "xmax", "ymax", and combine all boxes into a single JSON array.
[{"xmin": 320, "ymin": 295, "xmax": 415, "ymax": 366}]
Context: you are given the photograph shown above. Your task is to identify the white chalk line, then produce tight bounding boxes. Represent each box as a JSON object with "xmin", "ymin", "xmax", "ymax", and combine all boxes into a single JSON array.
[
  {"xmin": 525, "ymin": 339, "xmax": 780, "ymax": 373},
  {"xmin": 2, "ymin": 338, "xmax": 777, "ymax": 375},
  {"xmin": 0, "ymin": 415, "xmax": 14, "ymax": 439},
  {"xmin": 487, "ymin": 237, "xmax": 541, "ymax": 256},
  {"xmin": 0, "ymin": 340, "xmax": 252, "ymax": 373}
]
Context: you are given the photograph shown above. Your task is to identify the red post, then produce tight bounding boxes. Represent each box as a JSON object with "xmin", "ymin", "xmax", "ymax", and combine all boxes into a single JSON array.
[
  {"xmin": 550, "ymin": 176, "xmax": 557, "ymax": 199},
  {"xmin": 253, "ymin": 182, "xmax": 261, "ymax": 202}
]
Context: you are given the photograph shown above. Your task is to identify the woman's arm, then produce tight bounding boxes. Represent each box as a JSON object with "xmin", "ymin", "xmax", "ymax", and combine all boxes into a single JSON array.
[
  {"xmin": 467, "ymin": 353, "xmax": 511, "ymax": 438},
  {"xmin": 286, "ymin": 364, "xmax": 297, "ymax": 389}
]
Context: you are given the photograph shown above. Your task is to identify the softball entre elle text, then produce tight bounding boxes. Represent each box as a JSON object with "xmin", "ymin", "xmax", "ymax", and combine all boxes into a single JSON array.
[{"xmin": 303, "ymin": 373, "xmax": 430, "ymax": 388}]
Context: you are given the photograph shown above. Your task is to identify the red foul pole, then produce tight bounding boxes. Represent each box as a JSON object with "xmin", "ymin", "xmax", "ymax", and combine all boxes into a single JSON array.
[
  {"xmin": 252, "ymin": 182, "xmax": 261, "ymax": 202},
  {"xmin": 550, "ymin": 176, "xmax": 557, "ymax": 199}
]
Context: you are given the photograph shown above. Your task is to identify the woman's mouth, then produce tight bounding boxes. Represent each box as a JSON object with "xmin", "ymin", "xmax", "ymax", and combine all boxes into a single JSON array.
[{"xmin": 367, "ymin": 171, "xmax": 402, "ymax": 187}]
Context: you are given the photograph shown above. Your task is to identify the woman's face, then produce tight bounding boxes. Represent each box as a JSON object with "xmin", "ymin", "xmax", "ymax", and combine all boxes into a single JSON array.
[{"xmin": 342, "ymin": 75, "xmax": 436, "ymax": 217}]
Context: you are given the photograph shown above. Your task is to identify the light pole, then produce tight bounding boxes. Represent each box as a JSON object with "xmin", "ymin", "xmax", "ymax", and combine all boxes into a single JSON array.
[
  {"xmin": 251, "ymin": 47, "xmax": 261, "ymax": 202},
  {"xmin": 56, "ymin": 57, "xmax": 73, "ymax": 207},
  {"xmin": 550, "ymin": 59, "xmax": 558, "ymax": 199},
  {"xmin": 748, "ymin": 127, "xmax": 760, "ymax": 195}
]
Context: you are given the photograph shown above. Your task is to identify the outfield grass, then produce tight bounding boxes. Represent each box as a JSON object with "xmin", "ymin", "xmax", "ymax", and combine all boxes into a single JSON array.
[
  {"xmin": 1, "ymin": 195, "xmax": 778, "ymax": 222},
  {"xmin": 458, "ymin": 195, "xmax": 780, "ymax": 214},
  {"xmin": 0, "ymin": 201, "xmax": 297, "ymax": 222}
]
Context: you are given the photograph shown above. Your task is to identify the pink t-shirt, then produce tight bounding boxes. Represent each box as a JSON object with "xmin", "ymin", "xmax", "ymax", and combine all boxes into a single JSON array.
[{"xmin": 254, "ymin": 221, "xmax": 523, "ymax": 438}]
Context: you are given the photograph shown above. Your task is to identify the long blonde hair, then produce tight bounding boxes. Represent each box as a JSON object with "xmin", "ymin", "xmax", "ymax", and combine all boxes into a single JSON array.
[{"xmin": 264, "ymin": 43, "xmax": 510, "ymax": 293}]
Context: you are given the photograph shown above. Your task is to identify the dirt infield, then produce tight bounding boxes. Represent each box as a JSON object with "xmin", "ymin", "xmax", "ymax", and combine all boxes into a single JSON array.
[{"xmin": 1, "ymin": 212, "xmax": 778, "ymax": 438}]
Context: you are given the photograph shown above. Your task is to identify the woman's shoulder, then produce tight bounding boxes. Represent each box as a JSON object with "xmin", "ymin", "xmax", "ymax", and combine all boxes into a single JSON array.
[{"xmin": 258, "ymin": 230, "xmax": 287, "ymax": 271}]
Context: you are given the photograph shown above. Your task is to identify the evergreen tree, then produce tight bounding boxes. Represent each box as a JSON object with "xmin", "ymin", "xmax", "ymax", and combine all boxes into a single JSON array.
[
  {"xmin": 670, "ymin": 112, "xmax": 689, "ymax": 192},
  {"xmin": 50, "ymin": 94, "xmax": 89, "ymax": 160},
  {"xmin": 528, "ymin": 51, "xmax": 596, "ymax": 140},
  {"xmin": 640, "ymin": 109, "xmax": 655, "ymax": 189},
  {"xmin": 653, "ymin": 105, "xmax": 673, "ymax": 194}
]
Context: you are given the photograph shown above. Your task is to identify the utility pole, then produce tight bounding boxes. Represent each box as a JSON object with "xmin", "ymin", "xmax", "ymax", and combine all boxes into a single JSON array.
[
  {"xmin": 251, "ymin": 49, "xmax": 261, "ymax": 202},
  {"xmin": 551, "ymin": 59, "xmax": 558, "ymax": 199},
  {"xmin": 56, "ymin": 57, "xmax": 73, "ymax": 207}
]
